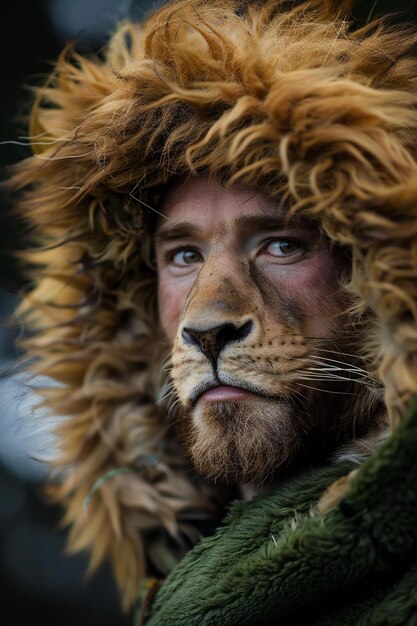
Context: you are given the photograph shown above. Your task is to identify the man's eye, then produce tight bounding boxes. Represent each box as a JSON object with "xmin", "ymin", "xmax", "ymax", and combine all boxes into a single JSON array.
[
  {"xmin": 265, "ymin": 240, "xmax": 302, "ymax": 257},
  {"xmin": 171, "ymin": 249, "xmax": 203, "ymax": 266}
]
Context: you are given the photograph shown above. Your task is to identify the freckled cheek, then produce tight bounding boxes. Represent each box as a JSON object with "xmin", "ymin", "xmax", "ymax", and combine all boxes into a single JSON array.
[{"xmin": 158, "ymin": 273, "xmax": 190, "ymax": 345}]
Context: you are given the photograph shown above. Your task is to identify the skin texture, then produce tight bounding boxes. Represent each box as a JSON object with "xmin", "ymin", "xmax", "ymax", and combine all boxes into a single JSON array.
[{"xmin": 156, "ymin": 175, "xmax": 359, "ymax": 484}]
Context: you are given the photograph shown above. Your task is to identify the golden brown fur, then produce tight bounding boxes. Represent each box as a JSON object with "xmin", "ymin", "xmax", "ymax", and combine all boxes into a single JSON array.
[{"xmin": 10, "ymin": 0, "xmax": 417, "ymax": 608}]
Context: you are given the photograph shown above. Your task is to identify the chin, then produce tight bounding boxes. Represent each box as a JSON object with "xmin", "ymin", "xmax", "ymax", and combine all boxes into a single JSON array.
[{"xmin": 179, "ymin": 396, "xmax": 302, "ymax": 485}]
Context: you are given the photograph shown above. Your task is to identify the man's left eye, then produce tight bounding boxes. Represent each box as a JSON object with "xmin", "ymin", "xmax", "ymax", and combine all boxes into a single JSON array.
[{"xmin": 265, "ymin": 240, "xmax": 302, "ymax": 257}]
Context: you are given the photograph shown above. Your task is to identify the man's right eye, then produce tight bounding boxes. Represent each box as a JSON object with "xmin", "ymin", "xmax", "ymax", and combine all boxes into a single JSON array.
[{"xmin": 171, "ymin": 248, "xmax": 203, "ymax": 267}]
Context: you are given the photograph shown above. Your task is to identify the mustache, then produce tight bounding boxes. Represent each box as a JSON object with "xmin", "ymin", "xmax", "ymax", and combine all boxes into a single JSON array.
[{"xmin": 159, "ymin": 338, "xmax": 382, "ymax": 420}]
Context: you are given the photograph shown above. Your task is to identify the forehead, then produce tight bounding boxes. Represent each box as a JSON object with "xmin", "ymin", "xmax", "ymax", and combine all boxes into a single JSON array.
[{"xmin": 158, "ymin": 175, "xmax": 285, "ymax": 227}]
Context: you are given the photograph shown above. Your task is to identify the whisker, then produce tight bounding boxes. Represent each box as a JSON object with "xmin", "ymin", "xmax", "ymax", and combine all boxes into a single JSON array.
[
  {"xmin": 311, "ymin": 354, "xmax": 371, "ymax": 370},
  {"xmin": 0, "ymin": 139, "xmax": 65, "ymax": 147},
  {"xmin": 309, "ymin": 358, "xmax": 381, "ymax": 386},
  {"xmin": 251, "ymin": 360, "xmax": 379, "ymax": 389},
  {"xmin": 295, "ymin": 382, "xmax": 359, "ymax": 396},
  {"xmin": 307, "ymin": 366, "xmax": 366, "ymax": 376},
  {"xmin": 129, "ymin": 180, "xmax": 169, "ymax": 220},
  {"xmin": 279, "ymin": 384, "xmax": 310, "ymax": 409},
  {"xmin": 308, "ymin": 362, "xmax": 378, "ymax": 380},
  {"xmin": 310, "ymin": 353, "xmax": 379, "ymax": 374},
  {"xmin": 156, "ymin": 390, "xmax": 176, "ymax": 404},
  {"xmin": 296, "ymin": 374, "xmax": 370, "ymax": 385},
  {"xmin": 295, "ymin": 368, "xmax": 378, "ymax": 387},
  {"xmin": 312, "ymin": 346, "xmax": 374, "ymax": 363}
]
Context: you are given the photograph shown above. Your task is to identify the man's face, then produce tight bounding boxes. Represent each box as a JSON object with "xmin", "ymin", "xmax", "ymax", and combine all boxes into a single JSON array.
[{"xmin": 156, "ymin": 175, "xmax": 349, "ymax": 484}]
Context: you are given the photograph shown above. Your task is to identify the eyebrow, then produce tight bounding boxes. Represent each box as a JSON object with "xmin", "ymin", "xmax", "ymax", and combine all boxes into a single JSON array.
[
  {"xmin": 233, "ymin": 214, "xmax": 288, "ymax": 233},
  {"xmin": 154, "ymin": 214, "xmax": 297, "ymax": 244},
  {"xmin": 154, "ymin": 222, "xmax": 201, "ymax": 244}
]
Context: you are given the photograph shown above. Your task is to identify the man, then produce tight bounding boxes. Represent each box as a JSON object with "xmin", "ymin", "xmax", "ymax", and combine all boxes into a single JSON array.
[
  {"xmin": 13, "ymin": 0, "xmax": 417, "ymax": 623},
  {"xmin": 156, "ymin": 174, "xmax": 375, "ymax": 487}
]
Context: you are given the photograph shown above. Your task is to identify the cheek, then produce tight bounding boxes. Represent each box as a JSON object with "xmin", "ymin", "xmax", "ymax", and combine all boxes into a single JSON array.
[
  {"xmin": 290, "ymin": 254, "xmax": 345, "ymax": 333},
  {"xmin": 158, "ymin": 273, "xmax": 190, "ymax": 345},
  {"xmin": 264, "ymin": 252, "xmax": 345, "ymax": 334}
]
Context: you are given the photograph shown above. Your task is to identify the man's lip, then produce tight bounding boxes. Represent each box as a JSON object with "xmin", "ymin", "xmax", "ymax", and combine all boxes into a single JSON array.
[
  {"xmin": 189, "ymin": 380, "xmax": 277, "ymax": 406},
  {"xmin": 199, "ymin": 385, "xmax": 259, "ymax": 403}
]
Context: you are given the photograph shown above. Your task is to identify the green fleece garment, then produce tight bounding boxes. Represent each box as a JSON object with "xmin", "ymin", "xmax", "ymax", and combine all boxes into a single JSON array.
[{"xmin": 145, "ymin": 398, "xmax": 417, "ymax": 625}]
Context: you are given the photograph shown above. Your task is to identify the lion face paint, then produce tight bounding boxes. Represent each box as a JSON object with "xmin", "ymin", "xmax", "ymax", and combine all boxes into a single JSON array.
[{"xmin": 156, "ymin": 175, "xmax": 366, "ymax": 484}]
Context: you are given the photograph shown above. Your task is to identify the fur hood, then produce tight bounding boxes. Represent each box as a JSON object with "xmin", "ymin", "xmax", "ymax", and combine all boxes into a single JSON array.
[{"xmin": 12, "ymin": 0, "xmax": 417, "ymax": 609}]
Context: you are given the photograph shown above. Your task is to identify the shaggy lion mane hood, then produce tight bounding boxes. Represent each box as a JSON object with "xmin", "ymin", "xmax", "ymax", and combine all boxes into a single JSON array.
[{"xmin": 11, "ymin": 0, "xmax": 417, "ymax": 609}]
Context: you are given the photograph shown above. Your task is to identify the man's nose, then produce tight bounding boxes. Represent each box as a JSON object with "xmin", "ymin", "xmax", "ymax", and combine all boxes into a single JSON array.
[{"xmin": 182, "ymin": 321, "xmax": 253, "ymax": 365}]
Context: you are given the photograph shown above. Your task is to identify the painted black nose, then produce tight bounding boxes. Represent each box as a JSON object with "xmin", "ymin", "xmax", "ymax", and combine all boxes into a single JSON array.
[{"xmin": 182, "ymin": 320, "xmax": 253, "ymax": 365}]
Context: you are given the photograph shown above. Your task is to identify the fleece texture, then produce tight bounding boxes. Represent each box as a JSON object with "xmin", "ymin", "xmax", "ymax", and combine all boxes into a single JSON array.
[{"xmin": 145, "ymin": 398, "xmax": 417, "ymax": 625}]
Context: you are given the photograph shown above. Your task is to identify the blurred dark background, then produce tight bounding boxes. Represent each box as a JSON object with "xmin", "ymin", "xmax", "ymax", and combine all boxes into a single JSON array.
[
  {"xmin": 1, "ymin": 1, "xmax": 417, "ymax": 625},
  {"xmin": 0, "ymin": 2, "xmax": 164, "ymax": 625}
]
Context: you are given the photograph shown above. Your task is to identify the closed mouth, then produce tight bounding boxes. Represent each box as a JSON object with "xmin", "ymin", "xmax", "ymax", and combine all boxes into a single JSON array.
[{"xmin": 190, "ymin": 380, "xmax": 273, "ymax": 406}]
